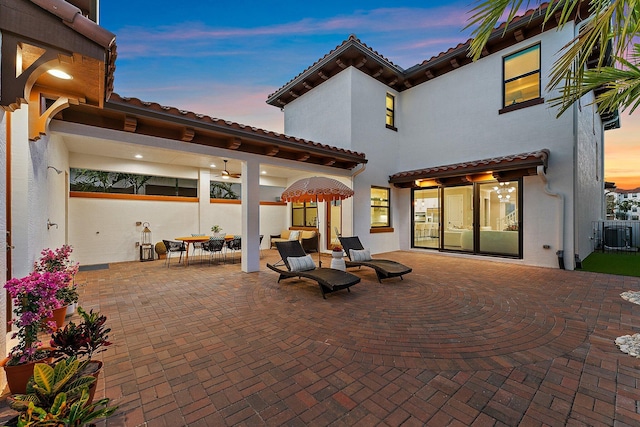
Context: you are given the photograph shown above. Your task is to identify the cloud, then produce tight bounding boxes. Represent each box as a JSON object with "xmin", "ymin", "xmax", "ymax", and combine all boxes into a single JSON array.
[
  {"xmin": 116, "ymin": 82, "xmax": 285, "ymax": 133},
  {"xmin": 113, "ymin": 5, "xmax": 472, "ymax": 63}
]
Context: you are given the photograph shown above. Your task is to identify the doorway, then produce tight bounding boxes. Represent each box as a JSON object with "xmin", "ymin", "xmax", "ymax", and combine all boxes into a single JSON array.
[{"xmin": 327, "ymin": 200, "xmax": 342, "ymax": 249}]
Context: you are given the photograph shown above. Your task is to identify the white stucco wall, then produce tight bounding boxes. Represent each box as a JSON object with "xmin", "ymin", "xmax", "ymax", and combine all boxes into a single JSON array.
[
  {"xmin": 574, "ymin": 91, "xmax": 604, "ymax": 260},
  {"xmin": 282, "ymin": 24, "xmax": 596, "ymax": 269},
  {"xmin": 284, "ymin": 70, "xmax": 353, "ymax": 149},
  {"xmin": 0, "ymin": 109, "xmax": 8, "ymax": 385}
]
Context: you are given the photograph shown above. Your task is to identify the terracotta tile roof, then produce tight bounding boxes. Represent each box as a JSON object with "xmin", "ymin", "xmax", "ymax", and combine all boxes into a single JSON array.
[
  {"xmin": 615, "ymin": 187, "xmax": 640, "ymax": 194},
  {"xmin": 268, "ymin": 4, "xmax": 560, "ymax": 107},
  {"xmin": 30, "ymin": 0, "xmax": 115, "ymax": 48},
  {"xmin": 109, "ymin": 94, "xmax": 366, "ymax": 160},
  {"xmin": 57, "ymin": 93, "xmax": 367, "ymax": 170},
  {"xmin": 267, "ymin": 34, "xmax": 403, "ymax": 101},
  {"xmin": 389, "ymin": 150, "xmax": 549, "ymax": 184}
]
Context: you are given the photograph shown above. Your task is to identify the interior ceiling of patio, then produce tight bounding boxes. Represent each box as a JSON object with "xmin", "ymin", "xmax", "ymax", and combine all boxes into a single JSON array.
[{"xmin": 58, "ymin": 130, "xmax": 314, "ymax": 180}]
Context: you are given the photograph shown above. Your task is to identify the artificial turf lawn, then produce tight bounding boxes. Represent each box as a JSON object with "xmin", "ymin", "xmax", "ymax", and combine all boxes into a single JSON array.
[{"xmin": 581, "ymin": 252, "xmax": 640, "ymax": 277}]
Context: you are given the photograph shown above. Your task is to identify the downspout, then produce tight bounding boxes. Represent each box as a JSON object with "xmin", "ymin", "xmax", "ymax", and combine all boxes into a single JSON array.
[{"xmin": 538, "ymin": 165, "xmax": 566, "ymax": 268}]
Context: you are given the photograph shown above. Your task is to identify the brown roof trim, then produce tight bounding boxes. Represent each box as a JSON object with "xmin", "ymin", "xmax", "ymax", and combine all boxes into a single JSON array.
[
  {"xmin": 29, "ymin": 0, "xmax": 115, "ymax": 48},
  {"xmin": 267, "ymin": 3, "xmax": 591, "ymax": 108},
  {"xmin": 55, "ymin": 93, "xmax": 367, "ymax": 170},
  {"xmin": 389, "ymin": 150, "xmax": 549, "ymax": 188},
  {"xmin": 614, "ymin": 187, "xmax": 640, "ymax": 194},
  {"xmin": 266, "ymin": 34, "xmax": 404, "ymax": 106}
]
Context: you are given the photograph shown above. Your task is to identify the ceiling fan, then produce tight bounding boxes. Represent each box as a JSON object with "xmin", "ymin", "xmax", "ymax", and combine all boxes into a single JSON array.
[{"xmin": 217, "ymin": 160, "xmax": 241, "ymax": 180}]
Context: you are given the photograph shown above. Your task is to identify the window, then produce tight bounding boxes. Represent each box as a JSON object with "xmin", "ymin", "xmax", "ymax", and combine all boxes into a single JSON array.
[
  {"xmin": 292, "ymin": 202, "xmax": 317, "ymax": 227},
  {"xmin": 70, "ymin": 168, "xmax": 197, "ymax": 197},
  {"xmin": 371, "ymin": 187, "xmax": 390, "ymax": 227},
  {"xmin": 385, "ymin": 93, "xmax": 396, "ymax": 130},
  {"xmin": 503, "ymin": 44, "xmax": 541, "ymax": 108}
]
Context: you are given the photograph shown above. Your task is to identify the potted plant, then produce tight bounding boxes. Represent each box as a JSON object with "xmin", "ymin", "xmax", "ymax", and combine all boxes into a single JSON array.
[
  {"xmin": 50, "ymin": 307, "xmax": 112, "ymax": 403},
  {"xmin": 51, "ymin": 307, "xmax": 112, "ymax": 362},
  {"xmin": 59, "ymin": 284, "xmax": 80, "ymax": 317},
  {"xmin": 211, "ymin": 225, "xmax": 223, "ymax": 237},
  {"xmin": 332, "ymin": 245, "xmax": 343, "ymax": 257},
  {"xmin": 2, "ymin": 270, "xmax": 68, "ymax": 394},
  {"xmin": 34, "ymin": 245, "xmax": 79, "ymax": 321},
  {"xmin": 155, "ymin": 241, "xmax": 167, "ymax": 259},
  {"xmin": 9, "ymin": 357, "xmax": 117, "ymax": 425}
]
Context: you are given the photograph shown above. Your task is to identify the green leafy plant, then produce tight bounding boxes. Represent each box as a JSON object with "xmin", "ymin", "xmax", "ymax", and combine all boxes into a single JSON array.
[
  {"xmin": 211, "ymin": 225, "xmax": 223, "ymax": 234},
  {"xmin": 10, "ymin": 358, "xmax": 117, "ymax": 426},
  {"xmin": 57, "ymin": 285, "xmax": 79, "ymax": 306},
  {"xmin": 113, "ymin": 172, "xmax": 152, "ymax": 194},
  {"xmin": 210, "ymin": 181, "xmax": 239, "ymax": 199},
  {"xmin": 50, "ymin": 307, "xmax": 112, "ymax": 362}
]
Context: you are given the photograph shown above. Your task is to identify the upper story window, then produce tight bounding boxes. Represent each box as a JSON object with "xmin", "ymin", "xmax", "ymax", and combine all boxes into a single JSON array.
[
  {"xmin": 371, "ymin": 187, "xmax": 391, "ymax": 227},
  {"xmin": 385, "ymin": 93, "xmax": 397, "ymax": 130},
  {"xmin": 503, "ymin": 44, "xmax": 541, "ymax": 109}
]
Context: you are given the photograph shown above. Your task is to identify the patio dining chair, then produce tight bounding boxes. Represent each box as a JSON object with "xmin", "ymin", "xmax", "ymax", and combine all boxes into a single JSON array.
[
  {"xmin": 191, "ymin": 233, "xmax": 206, "ymax": 263},
  {"xmin": 226, "ymin": 235, "xmax": 241, "ymax": 263},
  {"xmin": 162, "ymin": 239, "xmax": 186, "ymax": 267},
  {"xmin": 203, "ymin": 237, "xmax": 226, "ymax": 265}
]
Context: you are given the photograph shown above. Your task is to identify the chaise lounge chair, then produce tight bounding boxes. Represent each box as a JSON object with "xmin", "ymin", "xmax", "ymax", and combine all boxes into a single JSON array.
[
  {"xmin": 266, "ymin": 240, "xmax": 360, "ymax": 299},
  {"xmin": 338, "ymin": 236, "xmax": 412, "ymax": 283}
]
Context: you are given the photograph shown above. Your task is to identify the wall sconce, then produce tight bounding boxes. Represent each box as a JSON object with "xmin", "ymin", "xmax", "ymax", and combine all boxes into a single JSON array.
[{"xmin": 47, "ymin": 165, "xmax": 62, "ymax": 175}]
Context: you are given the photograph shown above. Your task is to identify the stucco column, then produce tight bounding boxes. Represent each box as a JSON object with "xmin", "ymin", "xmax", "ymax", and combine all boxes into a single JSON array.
[
  {"xmin": 241, "ymin": 159, "xmax": 260, "ymax": 272},
  {"xmin": 198, "ymin": 168, "xmax": 210, "ymax": 233}
]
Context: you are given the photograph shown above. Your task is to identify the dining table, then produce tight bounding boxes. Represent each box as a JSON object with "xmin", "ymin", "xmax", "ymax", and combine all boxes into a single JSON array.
[
  {"xmin": 175, "ymin": 235, "xmax": 236, "ymax": 266},
  {"xmin": 174, "ymin": 236, "xmax": 213, "ymax": 266}
]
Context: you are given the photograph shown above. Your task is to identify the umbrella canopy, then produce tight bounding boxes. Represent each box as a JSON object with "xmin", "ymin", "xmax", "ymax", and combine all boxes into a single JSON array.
[
  {"xmin": 281, "ymin": 176, "xmax": 354, "ymax": 266},
  {"xmin": 281, "ymin": 176, "xmax": 354, "ymax": 203}
]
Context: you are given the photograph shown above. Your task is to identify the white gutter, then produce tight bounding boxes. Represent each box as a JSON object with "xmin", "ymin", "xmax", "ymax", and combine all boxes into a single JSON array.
[{"xmin": 538, "ymin": 165, "xmax": 566, "ymax": 268}]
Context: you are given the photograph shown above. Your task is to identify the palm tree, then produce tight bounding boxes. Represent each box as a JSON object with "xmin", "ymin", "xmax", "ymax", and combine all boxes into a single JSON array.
[{"xmin": 466, "ymin": 0, "xmax": 640, "ymax": 117}]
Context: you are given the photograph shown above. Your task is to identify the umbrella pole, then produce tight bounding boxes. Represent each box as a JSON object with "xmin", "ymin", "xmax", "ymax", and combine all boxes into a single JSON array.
[{"xmin": 317, "ymin": 196, "xmax": 322, "ymax": 267}]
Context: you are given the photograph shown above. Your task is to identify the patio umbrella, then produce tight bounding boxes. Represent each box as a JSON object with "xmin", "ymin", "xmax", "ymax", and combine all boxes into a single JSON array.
[{"xmin": 281, "ymin": 176, "xmax": 354, "ymax": 266}]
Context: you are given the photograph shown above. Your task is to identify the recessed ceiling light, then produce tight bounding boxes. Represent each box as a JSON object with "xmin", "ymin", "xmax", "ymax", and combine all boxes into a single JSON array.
[
  {"xmin": 134, "ymin": 154, "xmax": 143, "ymax": 159},
  {"xmin": 47, "ymin": 69, "xmax": 72, "ymax": 80},
  {"xmin": 210, "ymin": 163, "xmax": 216, "ymax": 168},
  {"xmin": 261, "ymin": 171, "xmax": 267, "ymax": 174}
]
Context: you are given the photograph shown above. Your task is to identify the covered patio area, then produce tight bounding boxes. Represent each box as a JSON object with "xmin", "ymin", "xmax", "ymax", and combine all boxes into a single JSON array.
[{"xmin": 2, "ymin": 249, "xmax": 640, "ymax": 426}]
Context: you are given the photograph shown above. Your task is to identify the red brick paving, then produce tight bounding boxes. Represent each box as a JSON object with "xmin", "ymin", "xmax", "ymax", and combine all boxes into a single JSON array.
[{"xmin": 1, "ymin": 249, "xmax": 640, "ymax": 426}]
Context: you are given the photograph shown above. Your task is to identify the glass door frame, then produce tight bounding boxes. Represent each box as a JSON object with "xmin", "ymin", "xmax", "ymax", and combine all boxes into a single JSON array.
[{"xmin": 411, "ymin": 180, "xmax": 523, "ymax": 258}]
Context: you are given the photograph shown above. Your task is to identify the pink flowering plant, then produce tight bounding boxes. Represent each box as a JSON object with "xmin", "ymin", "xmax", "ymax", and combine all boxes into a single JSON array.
[
  {"xmin": 3, "ymin": 245, "xmax": 79, "ymax": 366},
  {"xmin": 4, "ymin": 270, "xmax": 67, "ymax": 365},
  {"xmin": 34, "ymin": 245, "xmax": 79, "ymax": 306}
]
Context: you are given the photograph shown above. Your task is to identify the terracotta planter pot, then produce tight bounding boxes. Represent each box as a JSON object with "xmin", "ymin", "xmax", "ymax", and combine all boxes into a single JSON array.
[
  {"xmin": 84, "ymin": 360, "xmax": 103, "ymax": 404},
  {"xmin": 46, "ymin": 306, "xmax": 68, "ymax": 329},
  {"xmin": 1, "ymin": 355, "xmax": 52, "ymax": 394}
]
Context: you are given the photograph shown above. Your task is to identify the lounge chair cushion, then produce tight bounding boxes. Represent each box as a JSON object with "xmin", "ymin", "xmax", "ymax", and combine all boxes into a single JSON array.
[
  {"xmin": 287, "ymin": 255, "xmax": 316, "ymax": 272},
  {"xmin": 349, "ymin": 248, "xmax": 372, "ymax": 261},
  {"xmin": 288, "ymin": 230, "xmax": 301, "ymax": 241}
]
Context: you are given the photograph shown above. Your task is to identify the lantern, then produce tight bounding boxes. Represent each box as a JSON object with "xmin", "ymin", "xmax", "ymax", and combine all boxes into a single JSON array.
[{"xmin": 140, "ymin": 222, "xmax": 154, "ymax": 261}]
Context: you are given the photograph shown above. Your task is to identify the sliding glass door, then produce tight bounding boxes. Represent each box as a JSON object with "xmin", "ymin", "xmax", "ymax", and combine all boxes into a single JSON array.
[
  {"xmin": 478, "ymin": 181, "xmax": 519, "ymax": 255},
  {"xmin": 412, "ymin": 180, "xmax": 521, "ymax": 257},
  {"xmin": 413, "ymin": 189, "xmax": 439, "ymax": 248},
  {"xmin": 443, "ymin": 186, "xmax": 473, "ymax": 251}
]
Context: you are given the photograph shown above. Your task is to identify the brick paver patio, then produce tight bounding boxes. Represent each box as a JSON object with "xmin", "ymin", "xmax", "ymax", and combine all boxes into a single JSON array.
[{"xmin": 1, "ymin": 249, "xmax": 640, "ymax": 426}]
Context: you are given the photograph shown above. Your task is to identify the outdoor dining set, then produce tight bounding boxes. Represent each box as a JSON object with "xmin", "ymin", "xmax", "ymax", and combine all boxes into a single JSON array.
[{"xmin": 162, "ymin": 234, "xmax": 250, "ymax": 267}]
